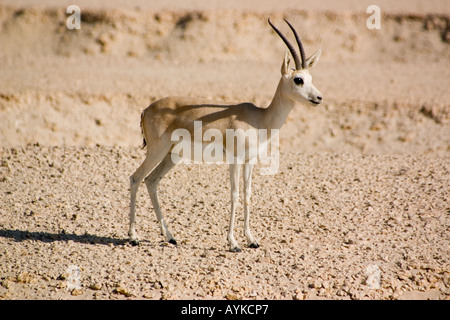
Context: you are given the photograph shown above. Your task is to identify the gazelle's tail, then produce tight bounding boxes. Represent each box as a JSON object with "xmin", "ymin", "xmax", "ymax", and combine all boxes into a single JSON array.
[{"xmin": 140, "ymin": 111, "xmax": 146, "ymax": 149}]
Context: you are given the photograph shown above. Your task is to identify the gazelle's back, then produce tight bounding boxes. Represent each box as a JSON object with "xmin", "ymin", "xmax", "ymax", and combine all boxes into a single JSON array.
[{"xmin": 141, "ymin": 96, "xmax": 264, "ymax": 138}]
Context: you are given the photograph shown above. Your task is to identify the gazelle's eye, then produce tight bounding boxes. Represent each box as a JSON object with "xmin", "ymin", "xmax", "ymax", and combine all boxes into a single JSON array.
[{"xmin": 294, "ymin": 77, "xmax": 304, "ymax": 85}]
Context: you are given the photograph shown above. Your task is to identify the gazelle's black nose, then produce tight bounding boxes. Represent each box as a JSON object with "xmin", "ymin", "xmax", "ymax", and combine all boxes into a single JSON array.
[{"xmin": 309, "ymin": 95, "xmax": 322, "ymax": 105}]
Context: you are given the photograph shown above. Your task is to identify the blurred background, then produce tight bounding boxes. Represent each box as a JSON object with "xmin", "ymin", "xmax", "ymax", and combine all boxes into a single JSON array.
[{"xmin": 1, "ymin": 0, "xmax": 449, "ymax": 155}]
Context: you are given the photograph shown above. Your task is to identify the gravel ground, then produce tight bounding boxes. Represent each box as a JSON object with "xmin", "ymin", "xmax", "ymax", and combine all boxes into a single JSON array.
[{"xmin": 0, "ymin": 146, "xmax": 448, "ymax": 299}]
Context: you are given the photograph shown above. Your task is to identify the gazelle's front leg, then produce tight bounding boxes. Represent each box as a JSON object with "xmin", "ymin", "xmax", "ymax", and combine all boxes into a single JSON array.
[
  {"xmin": 228, "ymin": 163, "xmax": 241, "ymax": 252},
  {"xmin": 243, "ymin": 162, "xmax": 259, "ymax": 248}
]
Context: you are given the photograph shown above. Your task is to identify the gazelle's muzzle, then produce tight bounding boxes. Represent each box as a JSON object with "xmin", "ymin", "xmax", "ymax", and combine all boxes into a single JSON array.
[
  {"xmin": 308, "ymin": 83, "xmax": 323, "ymax": 105},
  {"xmin": 309, "ymin": 95, "xmax": 322, "ymax": 105}
]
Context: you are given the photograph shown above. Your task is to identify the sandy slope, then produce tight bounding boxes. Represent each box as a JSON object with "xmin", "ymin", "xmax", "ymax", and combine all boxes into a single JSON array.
[{"xmin": 0, "ymin": 0, "xmax": 449, "ymax": 300}]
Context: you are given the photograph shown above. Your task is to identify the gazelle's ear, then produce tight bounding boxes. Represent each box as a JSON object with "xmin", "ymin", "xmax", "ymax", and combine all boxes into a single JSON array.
[
  {"xmin": 281, "ymin": 50, "xmax": 291, "ymax": 76},
  {"xmin": 305, "ymin": 49, "xmax": 321, "ymax": 69}
]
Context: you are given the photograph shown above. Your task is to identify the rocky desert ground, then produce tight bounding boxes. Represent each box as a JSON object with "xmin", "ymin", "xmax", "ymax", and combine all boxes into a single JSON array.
[{"xmin": 0, "ymin": 0, "xmax": 449, "ymax": 300}]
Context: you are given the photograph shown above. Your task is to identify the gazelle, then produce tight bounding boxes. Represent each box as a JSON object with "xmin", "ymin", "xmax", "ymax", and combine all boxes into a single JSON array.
[{"xmin": 129, "ymin": 18, "xmax": 323, "ymax": 252}]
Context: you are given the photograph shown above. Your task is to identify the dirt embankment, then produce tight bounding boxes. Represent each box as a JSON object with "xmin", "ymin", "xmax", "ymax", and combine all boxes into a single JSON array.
[{"xmin": 1, "ymin": 4, "xmax": 449, "ymax": 153}]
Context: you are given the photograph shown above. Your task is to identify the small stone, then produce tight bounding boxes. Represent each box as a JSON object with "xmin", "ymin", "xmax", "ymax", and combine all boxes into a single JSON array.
[
  {"xmin": 57, "ymin": 273, "xmax": 68, "ymax": 281},
  {"xmin": 293, "ymin": 289, "xmax": 304, "ymax": 300},
  {"xmin": 88, "ymin": 282, "xmax": 102, "ymax": 290},
  {"xmin": 153, "ymin": 281, "xmax": 162, "ymax": 289},
  {"xmin": 114, "ymin": 286, "xmax": 132, "ymax": 297},
  {"xmin": 143, "ymin": 292, "xmax": 154, "ymax": 299},
  {"xmin": 226, "ymin": 293, "xmax": 241, "ymax": 300},
  {"xmin": 1, "ymin": 280, "xmax": 11, "ymax": 289},
  {"xmin": 161, "ymin": 290, "xmax": 171, "ymax": 300},
  {"xmin": 16, "ymin": 272, "xmax": 36, "ymax": 284},
  {"xmin": 71, "ymin": 288, "xmax": 83, "ymax": 296}
]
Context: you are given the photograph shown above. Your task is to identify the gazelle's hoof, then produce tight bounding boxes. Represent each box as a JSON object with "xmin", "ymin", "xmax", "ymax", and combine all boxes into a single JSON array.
[
  {"xmin": 229, "ymin": 246, "xmax": 242, "ymax": 253},
  {"xmin": 249, "ymin": 242, "xmax": 259, "ymax": 249},
  {"xmin": 130, "ymin": 239, "xmax": 140, "ymax": 246},
  {"xmin": 168, "ymin": 238, "xmax": 177, "ymax": 246}
]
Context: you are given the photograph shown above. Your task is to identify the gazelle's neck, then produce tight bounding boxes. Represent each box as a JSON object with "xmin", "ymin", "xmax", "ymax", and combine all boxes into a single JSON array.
[{"xmin": 262, "ymin": 79, "xmax": 295, "ymax": 130}]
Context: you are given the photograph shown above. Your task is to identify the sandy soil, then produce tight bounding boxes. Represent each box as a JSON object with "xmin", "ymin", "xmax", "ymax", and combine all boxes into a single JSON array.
[{"xmin": 0, "ymin": 1, "xmax": 449, "ymax": 299}]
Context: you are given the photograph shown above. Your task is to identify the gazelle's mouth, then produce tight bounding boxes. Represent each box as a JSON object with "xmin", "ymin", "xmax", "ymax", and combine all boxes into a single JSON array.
[{"xmin": 309, "ymin": 99, "xmax": 321, "ymax": 105}]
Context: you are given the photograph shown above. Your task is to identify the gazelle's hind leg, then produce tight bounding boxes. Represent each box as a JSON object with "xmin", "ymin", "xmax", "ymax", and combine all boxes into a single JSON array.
[
  {"xmin": 129, "ymin": 144, "xmax": 171, "ymax": 245},
  {"xmin": 144, "ymin": 152, "xmax": 178, "ymax": 245}
]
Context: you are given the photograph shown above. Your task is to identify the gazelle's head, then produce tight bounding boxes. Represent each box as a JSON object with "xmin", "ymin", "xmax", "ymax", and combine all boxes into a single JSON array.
[{"xmin": 269, "ymin": 18, "xmax": 323, "ymax": 106}]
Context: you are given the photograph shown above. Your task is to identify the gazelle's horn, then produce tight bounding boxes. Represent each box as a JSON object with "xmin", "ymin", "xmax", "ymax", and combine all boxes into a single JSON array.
[
  {"xmin": 268, "ymin": 18, "xmax": 302, "ymax": 70},
  {"xmin": 283, "ymin": 19, "xmax": 307, "ymax": 69}
]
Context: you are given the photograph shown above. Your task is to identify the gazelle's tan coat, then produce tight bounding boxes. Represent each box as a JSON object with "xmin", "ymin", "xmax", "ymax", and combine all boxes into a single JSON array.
[{"xmin": 129, "ymin": 19, "xmax": 323, "ymax": 251}]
